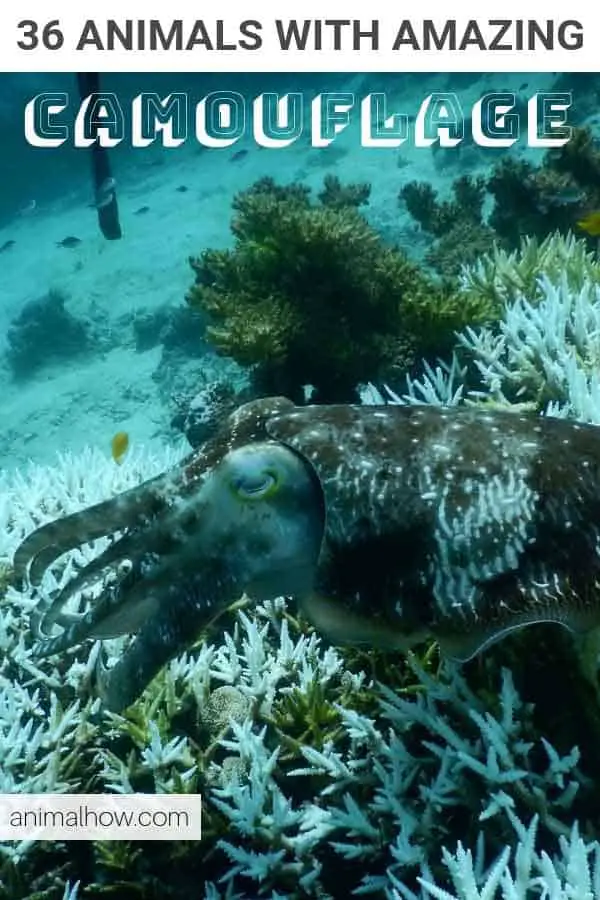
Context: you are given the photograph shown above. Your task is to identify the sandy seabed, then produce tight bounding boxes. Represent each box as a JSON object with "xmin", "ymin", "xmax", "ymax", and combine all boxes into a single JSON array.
[{"xmin": 0, "ymin": 72, "xmax": 552, "ymax": 473}]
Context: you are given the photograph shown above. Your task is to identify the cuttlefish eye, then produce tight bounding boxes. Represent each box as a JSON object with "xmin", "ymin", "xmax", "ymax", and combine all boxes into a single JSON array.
[{"xmin": 229, "ymin": 458, "xmax": 280, "ymax": 500}]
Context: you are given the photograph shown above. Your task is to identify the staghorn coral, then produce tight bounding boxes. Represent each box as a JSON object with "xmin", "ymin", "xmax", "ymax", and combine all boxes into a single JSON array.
[
  {"xmin": 484, "ymin": 158, "xmax": 571, "ymax": 246},
  {"xmin": 495, "ymin": 126, "xmax": 600, "ymax": 244},
  {"xmin": 399, "ymin": 176, "xmax": 496, "ymax": 278},
  {"xmin": 401, "ymin": 127, "xmax": 600, "ymax": 277},
  {"xmin": 0, "ymin": 403, "xmax": 600, "ymax": 895},
  {"xmin": 400, "ymin": 175, "xmax": 487, "ymax": 238},
  {"xmin": 7, "ymin": 234, "xmax": 600, "ymax": 895},
  {"xmin": 424, "ymin": 220, "xmax": 498, "ymax": 282},
  {"xmin": 487, "ymin": 126, "xmax": 600, "ymax": 246},
  {"xmin": 546, "ymin": 125, "xmax": 600, "ymax": 196},
  {"xmin": 186, "ymin": 176, "xmax": 483, "ymax": 403},
  {"xmin": 458, "ymin": 230, "xmax": 600, "ymax": 312},
  {"xmin": 317, "ymin": 173, "xmax": 371, "ymax": 209},
  {"xmin": 369, "ymin": 233, "xmax": 600, "ymax": 420},
  {"xmin": 454, "ymin": 232, "xmax": 600, "ymax": 417}
]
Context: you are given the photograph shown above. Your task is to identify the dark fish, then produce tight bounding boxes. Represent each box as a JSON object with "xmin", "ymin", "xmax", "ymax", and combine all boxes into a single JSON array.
[
  {"xmin": 0, "ymin": 239, "xmax": 15, "ymax": 253},
  {"xmin": 230, "ymin": 149, "xmax": 248, "ymax": 162},
  {"xmin": 176, "ymin": 185, "xmax": 188, "ymax": 193},
  {"xmin": 57, "ymin": 236, "xmax": 82, "ymax": 248},
  {"xmin": 134, "ymin": 206, "xmax": 150, "ymax": 216}
]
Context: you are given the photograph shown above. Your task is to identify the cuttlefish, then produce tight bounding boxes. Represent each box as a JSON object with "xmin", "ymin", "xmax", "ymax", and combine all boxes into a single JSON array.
[{"xmin": 12, "ymin": 397, "xmax": 600, "ymax": 712}]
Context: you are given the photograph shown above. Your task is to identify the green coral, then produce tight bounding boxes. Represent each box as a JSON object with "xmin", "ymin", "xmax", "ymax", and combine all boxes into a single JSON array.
[
  {"xmin": 187, "ymin": 177, "xmax": 486, "ymax": 403},
  {"xmin": 400, "ymin": 173, "xmax": 487, "ymax": 238},
  {"xmin": 459, "ymin": 230, "xmax": 600, "ymax": 311},
  {"xmin": 399, "ymin": 174, "xmax": 498, "ymax": 276},
  {"xmin": 317, "ymin": 172, "xmax": 371, "ymax": 209},
  {"xmin": 485, "ymin": 155, "xmax": 590, "ymax": 246},
  {"xmin": 402, "ymin": 126, "xmax": 600, "ymax": 277}
]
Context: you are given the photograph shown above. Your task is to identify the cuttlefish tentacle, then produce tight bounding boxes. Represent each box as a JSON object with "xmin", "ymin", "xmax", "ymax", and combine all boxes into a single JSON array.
[
  {"xmin": 32, "ymin": 560, "xmax": 200, "ymax": 658},
  {"xmin": 32, "ymin": 522, "xmax": 187, "ymax": 638},
  {"xmin": 13, "ymin": 469, "xmax": 176, "ymax": 586},
  {"xmin": 15, "ymin": 396, "xmax": 295, "ymax": 590}
]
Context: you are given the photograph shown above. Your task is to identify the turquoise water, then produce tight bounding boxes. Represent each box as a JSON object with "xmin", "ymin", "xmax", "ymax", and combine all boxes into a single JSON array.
[
  {"xmin": 1, "ymin": 72, "xmax": 600, "ymax": 900},
  {"xmin": 0, "ymin": 71, "xmax": 582, "ymax": 471}
]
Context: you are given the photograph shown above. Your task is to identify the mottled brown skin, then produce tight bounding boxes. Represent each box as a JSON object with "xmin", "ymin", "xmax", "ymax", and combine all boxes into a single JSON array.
[{"xmin": 12, "ymin": 398, "xmax": 600, "ymax": 711}]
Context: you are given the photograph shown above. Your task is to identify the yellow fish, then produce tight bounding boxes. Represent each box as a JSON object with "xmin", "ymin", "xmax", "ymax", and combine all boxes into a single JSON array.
[
  {"xmin": 576, "ymin": 210, "xmax": 600, "ymax": 237},
  {"xmin": 111, "ymin": 431, "xmax": 129, "ymax": 465}
]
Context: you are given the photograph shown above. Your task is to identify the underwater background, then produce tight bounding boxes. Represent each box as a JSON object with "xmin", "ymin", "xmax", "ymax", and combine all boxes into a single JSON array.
[
  {"xmin": 2, "ymin": 69, "xmax": 594, "ymax": 472},
  {"xmin": 2, "ymin": 71, "xmax": 600, "ymax": 899}
]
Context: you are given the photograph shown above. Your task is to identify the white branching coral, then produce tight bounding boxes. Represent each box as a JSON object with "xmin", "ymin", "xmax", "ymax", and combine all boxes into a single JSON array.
[
  {"xmin": 457, "ymin": 272, "xmax": 600, "ymax": 422},
  {"xmin": 458, "ymin": 231, "xmax": 600, "ymax": 310},
  {"xmin": 447, "ymin": 232, "xmax": 600, "ymax": 423},
  {"xmin": 372, "ymin": 234, "xmax": 600, "ymax": 426},
  {"xmin": 0, "ymin": 431, "xmax": 599, "ymax": 897},
  {"xmin": 410, "ymin": 814, "xmax": 600, "ymax": 900},
  {"xmin": 361, "ymin": 355, "xmax": 467, "ymax": 409}
]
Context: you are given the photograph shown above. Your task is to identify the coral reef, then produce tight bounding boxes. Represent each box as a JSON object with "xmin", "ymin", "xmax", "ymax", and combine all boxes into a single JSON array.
[
  {"xmin": 400, "ymin": 175, "xmax": 487, "ymax": 239},
  {"xmin": 170, "ymin": 378, "xmax": 253, "ymax": 447},
  {"xmin": 458, "ymin": 231, "xmax": 600, "ymax": 311},
  {"xmin": 400, "ymin": 126, "xmax": 600, "ymax": 278},
  {"xmin": 455, "ymin": 232, "xmax": 600, "ymax": 418},
  {"xmin": 2, "ymin": 434, "xmax": 600, "ymax": 899},
  {"xmin": 399, "ymin": 176, "xmax": 496, "ymax": 278},
  {"xmin": 6, "ymin": 132, "xmax": 600, "ymax": 900},
  {"xmin": 186, "ymin": 176, "xmax": 485, "ymax": 403},
  {"xmin": 5, "ymin": 290, "xmax": 600, "ymax": 894},
  {"xmin": 5, "ymin": 290, "xmax": 91, "ymax": 380}
]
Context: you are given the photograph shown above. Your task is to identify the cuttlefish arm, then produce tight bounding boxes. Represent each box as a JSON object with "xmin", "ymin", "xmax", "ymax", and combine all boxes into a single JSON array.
[
  {"xmin": 91, "ymin": 434, "xmax": 324, "ymax": 712},
  {"xmin": 22, "ymin": 419, "xmax": 324, "ymax": 713},
  {"xmin": 12, "ymin": 469, "xmax": 175, "ymax": 588},
  {"xmin": 16, "ymin": 397, "xmax": 298, "ymax": 652},
  {"xmin": 94, "ymin": 563, "xmax": 237, "ymax": 713},
  {"xmin": 13, "ymin": 396, "xmax": 295, "ymax": 590}
]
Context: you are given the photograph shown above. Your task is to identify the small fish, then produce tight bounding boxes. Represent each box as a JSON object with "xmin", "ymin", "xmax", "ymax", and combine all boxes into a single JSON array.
[
  {"xmin": 94, "ymin": 177, "xmax": 117, "ymax": 209},
  {"xmin": 57, "ymin": 236, "xmax": 81, "ymax": 248},
  {"xmin": 577, "ymin": 211, "xmax": 600, "ymax": 237},
  {"xmin": 111, "ymin": 431, "xmax": 129, "ymax": 465},
  {"xmin": 176, "ymin": 185, "xmax": 188, "ymax": 193},
  {"xmin": 18, "ymin": 199, "xmax": 37, "ymax": 216},
  {"xmin": 0, "ymin": 239, "xmax": 15, "ymax": 254},
  {"xmin": 536, "ymin": 186, "xmax": 585, "ymax": 215},
  {"xmin": 98, "ymin": 176, "xmax": 116, "ymax": 194},
  {"xmin": 549, "ymin": 186, "xmax": 585, "ymax": 206},
  {"xmin": 134, "ymin": 206, "xmax": 150, "ymax": 216},
  {"xmin": 230, "ymin": 149, "xmax": 248, "ymax": 163}
]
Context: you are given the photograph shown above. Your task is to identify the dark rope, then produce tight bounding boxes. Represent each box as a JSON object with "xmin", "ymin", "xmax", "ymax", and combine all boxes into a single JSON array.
[{"xmin": 76, "ymin": 73, "xmax": 122, "ymax": 240}]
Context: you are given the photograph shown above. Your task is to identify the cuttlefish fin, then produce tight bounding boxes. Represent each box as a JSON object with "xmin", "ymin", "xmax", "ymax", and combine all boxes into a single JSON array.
[
  {"xmin": 298, "ymin": 593, "xmax": 425, "ymax": 651},
  {"xmin": 436, "ymin": 612, "xmax": 592, "ymax": 663}
]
